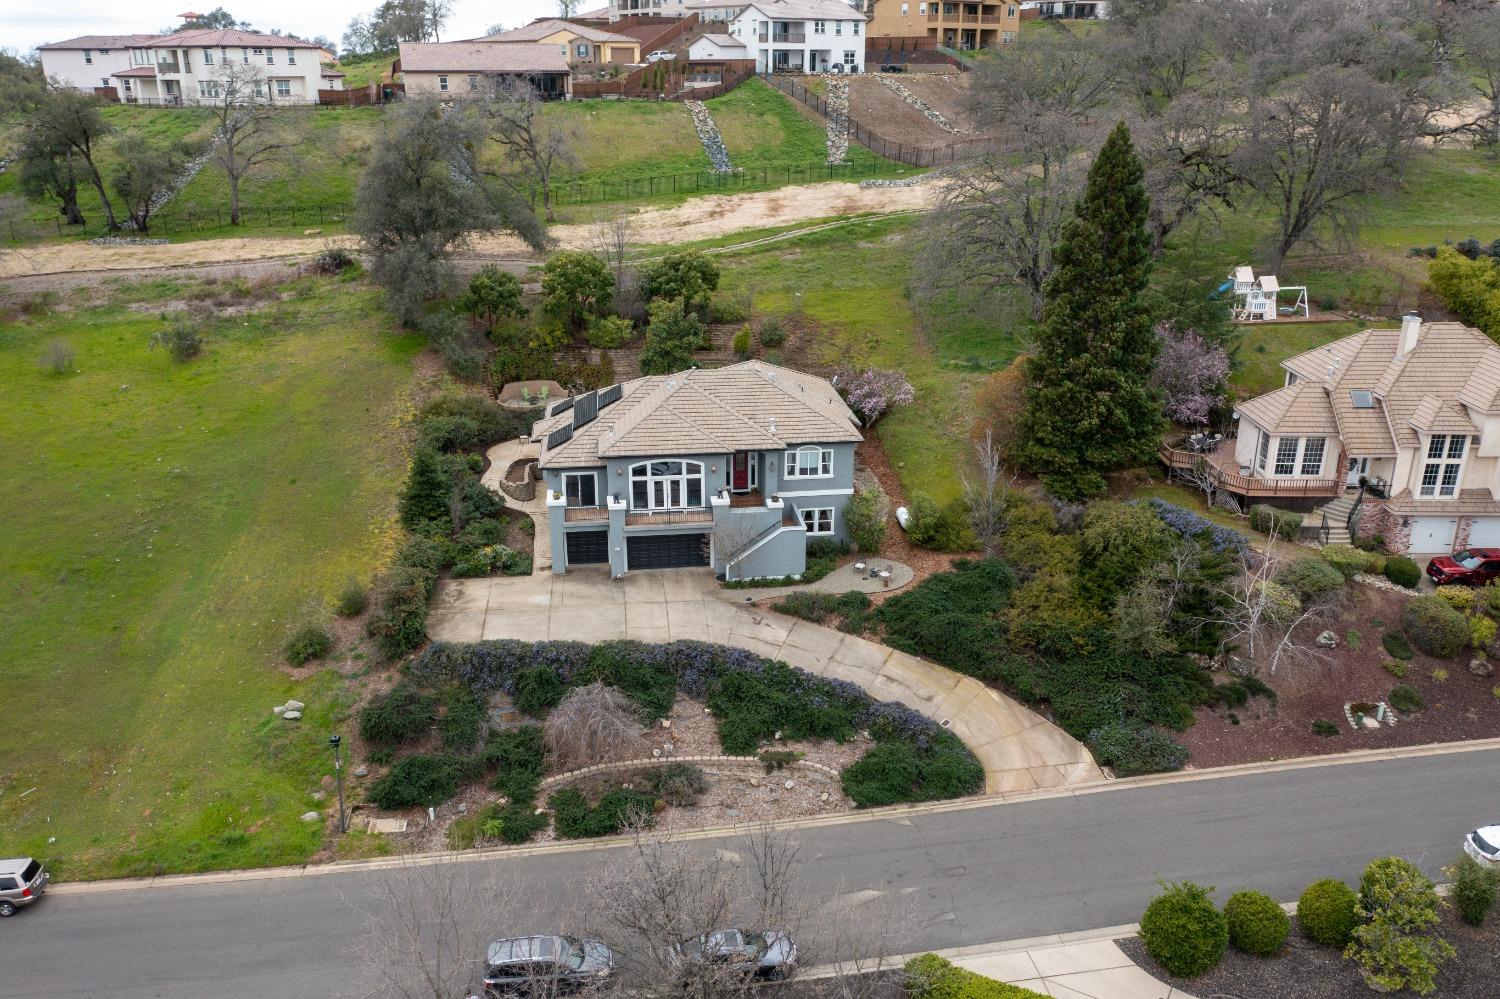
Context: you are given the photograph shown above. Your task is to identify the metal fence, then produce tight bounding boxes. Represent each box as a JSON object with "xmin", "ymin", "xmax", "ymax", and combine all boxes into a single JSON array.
[
  {"xmin": 7, "ymin": 203, "xmax": 353, "ymax": 241},
  {"xmin": 765, "ymin": 75, "xmax": 989, "ymax": 168}
]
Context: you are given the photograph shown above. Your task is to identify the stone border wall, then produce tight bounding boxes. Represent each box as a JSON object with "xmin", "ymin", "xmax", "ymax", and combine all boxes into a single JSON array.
[
  {"xmin": 498, "ymin": 458, "xmax": 538, "ymax": 502},
  {"xmin": 539, "ymin": 754, "xmax": 841, "ymax": 790}
]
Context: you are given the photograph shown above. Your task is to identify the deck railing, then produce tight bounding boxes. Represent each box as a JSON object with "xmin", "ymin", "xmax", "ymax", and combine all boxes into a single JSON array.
[{"xmin": 1157, "ymin": 445, "xmax": 1342, "ymax": 498}]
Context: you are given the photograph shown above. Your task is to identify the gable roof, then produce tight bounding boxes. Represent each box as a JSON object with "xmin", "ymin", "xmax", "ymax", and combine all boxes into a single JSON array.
[
  {"xmin": 482, "ymin": 19, "xmax": 637, "ymax": 43},
  {"xmin": 533, "ymin": 361, "xmax": 863, "ymax": 468},
  {"xmin": 1235, "ymin": 381, "xmax": 1338, "ymax": 438},
  {"xmin": 37, "ymin": 34, "xmax": 156, "ymax": 50},
  {"xmin": 152, "ymin": 28, "xmax": 323, "ymax": 48},
  {"xmin": 397, "ymin": 42, "xmax": 572, "ymax": 74},
  {"xmin": 740, "ymin": 0, "xmax": 870, "ymax": 19},
  {"xmin": 695, "ymin": 33, "xmax": 749, "ymax": 48}
]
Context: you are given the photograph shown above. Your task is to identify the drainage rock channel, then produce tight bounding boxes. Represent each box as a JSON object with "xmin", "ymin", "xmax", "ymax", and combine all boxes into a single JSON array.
[
  {"xmin": 876, "ymin": 77, "xmax": 962, "ymax": 134},
  {"xmin": 685, "ymin": 100, "xmax": 735, "ymax": 173},
  {"xmin": 824, "ymin": 78, "xmax": 851, "ymax": 165}
]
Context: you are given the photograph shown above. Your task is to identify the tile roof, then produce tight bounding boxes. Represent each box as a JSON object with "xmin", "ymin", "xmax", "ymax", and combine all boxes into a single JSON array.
[
  {"xmin": 37, "ymin": 34, "xmax": 156, "ymax": 50},
  {"xmin": 111, "ymin": 66, "xmax": 159, "ymax": 78},
  {"xmin": 153, "ymin": 28, "xmax": 323, "ymax": 48},
  {"xmin": 534, "ymin": 361, "xmax": 863, "ymax": 468},
  {"xmin": 696, "ymin": 33, "xmax": 748, "ymax": 48},
  {"xmin": 398, "ymin": 42, "xmax": 572, "ymax": 74},
  {"xmin": 1235, "ymin": 382, "xmax": 1339, "ymax": 437},
  {"xmin": 1384, "ymin": 489, "xmax": 1500, "ymax": 516},
  {"xmin": 741, "ymin": 0, "xmax": 870, "ymax": 19},
  {"xmin": 482, "ymin": 19, "xmax": 637, "ymax": 43}
]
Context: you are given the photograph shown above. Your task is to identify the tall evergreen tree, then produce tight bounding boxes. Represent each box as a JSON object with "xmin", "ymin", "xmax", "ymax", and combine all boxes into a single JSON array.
[{"xmin": 1018, "ymin": 121, "xmax": 1162, "ymax": 499}]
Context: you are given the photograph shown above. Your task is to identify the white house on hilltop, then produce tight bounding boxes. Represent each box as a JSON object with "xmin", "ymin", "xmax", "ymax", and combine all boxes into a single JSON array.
[
  {"xmin": 725, "ymin": 0, "xmax": 869, "ymax": 73},
  {"xmin": 36, "ymin": 35, "xmax": 155, "ymax": 93}
]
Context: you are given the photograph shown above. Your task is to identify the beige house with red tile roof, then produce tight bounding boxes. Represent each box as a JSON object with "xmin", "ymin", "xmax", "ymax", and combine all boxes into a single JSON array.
[{"xmin": 1222, "ymin": 314, "xmax": 1500, "ymax": 553}]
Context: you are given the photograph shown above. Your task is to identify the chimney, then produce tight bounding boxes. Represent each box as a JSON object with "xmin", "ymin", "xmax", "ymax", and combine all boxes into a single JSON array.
[{"xmin": 1400, "ymin": 312, "xmax": 1422, "ymax": 356}]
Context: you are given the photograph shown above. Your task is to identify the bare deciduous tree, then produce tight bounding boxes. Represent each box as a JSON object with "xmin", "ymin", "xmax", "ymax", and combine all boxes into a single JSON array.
[
  {"xmin": 544, "ymin": 682, "xmax": 643, "ymax": 769},
  {"xmin": 1457, "ymin": 3, "xmax": 1500, "ymax": 153},
  {"xmin": 479, "ymin": 79, "xmax": 578, "ymax": 223},
  {"xmin": 1213, "ymin": 538, "xmax": 1337, "ymax": 675},
  {"xmin": 208, "ymin": 62, "xmax": 306, "ymax": 225},
  {"xmin": 963, "ymin": 430, "xmax": 1017, "ymax": 557}
]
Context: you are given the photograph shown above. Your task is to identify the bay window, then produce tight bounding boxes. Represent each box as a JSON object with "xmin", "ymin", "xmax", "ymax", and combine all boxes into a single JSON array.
[
  {"xmin": 630, "ymin": 461, "xmax": 704, "ymax": 511},
  {"xmin": 785, "ymin": 446, "xmax": 833, "ymax": 478},
  {"xmin": 1419, "ymin": 434, "xmax": 1467, "ymax": 498},
  {"xmin": 1274, "ymin": 437, "xmax": 1299, "ymax": 476}
]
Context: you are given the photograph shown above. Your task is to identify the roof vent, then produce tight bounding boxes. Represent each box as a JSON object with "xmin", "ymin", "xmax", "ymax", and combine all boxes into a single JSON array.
[{"xmin": 769, "ymin": 417, "xmax": 776, "ymax": 433}]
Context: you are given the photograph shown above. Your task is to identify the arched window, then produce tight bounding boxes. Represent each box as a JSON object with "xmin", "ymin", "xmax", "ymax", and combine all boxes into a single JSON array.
[{"xmin": 630, "ymin": 461, "xmax": 704, "ymax": 511}]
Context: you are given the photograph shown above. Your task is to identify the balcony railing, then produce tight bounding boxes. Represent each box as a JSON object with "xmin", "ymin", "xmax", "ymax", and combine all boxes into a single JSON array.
[
  {"xmin": 759, "ymin": 31, "xmax": 807, "ymax": 43},
  {"xmin": 625, "ymin": 509, "xmax": 714, "ymax": 527},
  {"xmin": 1158, "ymin": 444, "xmax": 1342, "ymax": 498},
  {"xmin": 564, "ymin": 506, "xmax": 608, "ymax": 523}
]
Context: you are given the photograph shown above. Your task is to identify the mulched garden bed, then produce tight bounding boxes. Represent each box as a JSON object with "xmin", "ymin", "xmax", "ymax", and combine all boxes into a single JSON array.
[
  {"xmin": 1119, "ymin": 911, "xmax": 1500, "ymax": 999},
  {"xmin": 1180, "ymin": 583, "xmax": 1500, "ymax": 769}
]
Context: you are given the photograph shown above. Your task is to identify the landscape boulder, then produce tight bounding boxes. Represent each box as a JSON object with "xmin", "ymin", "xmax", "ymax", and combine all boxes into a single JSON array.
[
  {"xmin": 1469, "ymin": 657, "xmax": 1495, "ymax": 678},
  {"xmin": 1315, "ymin": 630, "xmax": 1339, "ymax": 649}
]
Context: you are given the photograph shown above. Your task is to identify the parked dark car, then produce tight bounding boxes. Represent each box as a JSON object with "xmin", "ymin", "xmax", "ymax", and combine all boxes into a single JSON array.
[
  {"xmin": 668, "ymin": 929, "xmax": 798, "ymax": 982},
  {"xmin": 482, "ymin": 935, "xmax": 615, "ymax": 997},
  {"xmin": 1426, "ymin": 548, "xmax": 1500, "ymax": 586}
]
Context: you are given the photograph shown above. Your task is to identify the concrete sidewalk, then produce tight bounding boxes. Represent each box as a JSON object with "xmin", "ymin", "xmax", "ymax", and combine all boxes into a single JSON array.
[
  {"xmin": 953, "ymin": 938, "xmax": 1196, "ymax": 999},
  {"xmin": 480, "ymin": 438, "xmax": 550, "ymax": 570},
  {"xmin": 427, "ymin": 567, "xmax": 1101, "ymax": 794}
]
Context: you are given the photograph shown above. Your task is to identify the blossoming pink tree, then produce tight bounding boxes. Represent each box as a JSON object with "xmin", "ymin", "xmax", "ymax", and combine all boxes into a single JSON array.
[
  {"xmin": 1151, "ymin": 322, "xmax": 1230, "ymax": 426},
  {"xmin": 837, "ymin": 367, "xmax": 916, "ymax": 426}
]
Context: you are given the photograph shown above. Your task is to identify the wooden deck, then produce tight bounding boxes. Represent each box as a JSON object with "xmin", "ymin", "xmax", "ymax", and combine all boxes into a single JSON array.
[
  {"xmin": 563, "ymin": 506, "xmax": 608, "ymax": 523},
  {"xmin": 1158, "ymin": 442, "xmax": 1341, "ymax": 499},
  {"xmin": 728, "ymin": 490, "xmax": 764, "ymax": 508}
]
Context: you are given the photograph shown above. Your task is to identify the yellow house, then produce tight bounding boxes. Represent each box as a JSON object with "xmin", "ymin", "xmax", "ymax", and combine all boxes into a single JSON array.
[
  {"xmin": 480, "ymin": 19, "xmax": 642, "ymax": 65},
  {"xmin": 867, "ymin": 0, "xmax": 1020, "ymax": 49}
]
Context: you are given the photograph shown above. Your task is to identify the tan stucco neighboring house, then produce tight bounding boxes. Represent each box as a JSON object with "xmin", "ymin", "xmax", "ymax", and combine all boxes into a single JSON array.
[
  {"xmin": 396, "ymin": 42, "xmax": 573, "ymax": 100},
  {"xmin": 867, "ymin": 0, "xmax": 1021, "ymax": 49},
  {"xmin": 479, "ymin": 19, "xmax": 643, "ymax": 64},
  {"xmin": 1179, "ymin": 314, "xmax": 1500, "ymax": 554}
]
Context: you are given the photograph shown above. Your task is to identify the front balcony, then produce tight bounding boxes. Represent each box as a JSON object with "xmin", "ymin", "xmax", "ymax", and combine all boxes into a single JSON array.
[
  {"xmin": 625, "ymin": 508, "xmax": 714, "ymax": 528},
  {"xmin": 564, "ymin": 506, "xmax": 608, "ymax": 523},
  {"xmin": 1158, "ymin": 438, "xmax": 1342, "ymax": 499}
]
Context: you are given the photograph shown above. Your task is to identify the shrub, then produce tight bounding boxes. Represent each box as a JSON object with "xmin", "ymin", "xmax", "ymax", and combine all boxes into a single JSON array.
[
  {"xmin": 541, "ymin": 250, "xmax": 613, "ymax": 333},
  {"xmin": 417, "ymin": 414, "xmax": 483, "ymax": 455},
  {"xmin": 366, "ymin": 538, "xmax": 449, "ymax": 658},
  {"xmin": 758, "ymin": 749, "xmax": 801, "ymax": 772},
  {"xmin": 645, "ymin": 763, "xmax": 709, "ymax": 807},
  {"xmin": 1077, "ymin": 502, "xmax": 1174, "ymax": 603},
  {"xmin": 1447, "ymin": 854, "xmax": 1499, "ymax": 926},
  {"xmin": 312, "ymin": 246, "xmax": 357, "ymax": 274},
  {"xmin": 639, "ymin": 297, "xmax": 707, "ymax": 375},
  {"xmin": 284, "ymin": 623, "xmax": 333, "ymax": 665},
  {"xmin": 933, "ymin": 497, "xmax": 979, "ymax": 552},
  {"xmin": 1143, "ymin": 498, "xmax": 1248, "ymax": 556},
  {"xmin": 149, "ymin": 315, "xmax": 206, "ymax": 361},
  {"xmin": 544, "ymin": 682, "xmax": 643, "ymax": 769},
  {"xmin": 731, "ymin": 327, "xmax": 752, "ymax": 359},
  {"xmin": 1086, "ymin": 723, "xmax": 1188, "ymax": 776},
  {"xmin": 841, "ymin": 731, "xmax": 984, "ymax": 808},
  {"xmin": 774, "ymin": 590, "xmax": 872, "ymax": 625},
  {"xmin": 583, "ymin": 641, "xmax": 678, "ymax": 718},
  {"xmin": 1435, "ymin": 585, "xmax": 1478, "ymax": 613},
  {"xmin": 1349, "ymin": 856, "xmax": 1454, "ymax": 996},
  {"xmin": 482, "ymin": 725, "xmax": 546, "ymax": 802},
  {"xmin": 1277, "ymin": 558, "xmax": 1345, "ymax": 600},
  {"xmin": 1321, "ymin": 543, "xmax": 1376, "ymax": 580},
  {"xmin": 1224, "ymin": 890, "xmax": 1290, "ymax": 956},
  {"xmin": 878, "ymin": 560, "xmax": 1015, "ymax": 681},
  {"xmin": 398, "ymin": 447, "xmax": 452, "ymax": 529},
  {"xmin": 903, "ymin": 493, "xmax": 942, "ymax": 547},
  {"xmin": 586, "ymin": 314, "xmax": 635, "ymax": 348},
  {"xmin": 359, "ymin": 682, "xmax": 437, "ymax": 746},
  {"xmin": 549, "ymin": 786, "xmax": 656, "ymax": 839},
  {"xmin": 758, "ymin": 315, "xmax": 786, "ymax": 348},
  {"xmin": 1297, "ymin": 878, "xmax": 1359, "ymax": 946},
  {"xmin": 369, "ymin": 754, "xmax": 473, "ymax": 809},
  {"xmin": 845, "ymin": 485, "xmax": 889, "ymax": 553},
  {"xmin": 640, "ymin": 250, "xmax": 720, "ymax": 313},
  {"xmin": 493, "ymin": 798, "xmax": 550, "ymax": 844},
  {"xmin": 1384, "ymin": 556, "xmax": 1421, "ymax": 588},
  {"xmin": 420, "ymin": 394, "xmax": 523, "ymax": 446},
  {"xmin": 335, "ymin": 580, "xmax": 369, "ymax": 617},
  {"xmin": 1312, "ymin": 718, "xmax": 1341, "ymax": 737},
  {"xmin": 1389, "ymin": 684, "xmax": 1425, "ymax": 713},
  {"xmin": 904, "ymin": 953, "xmax": 1049, "ymax": 999},
  {"xmin": 1248, "ymin": 504, "xmax": 1303, "ymax": 540},
  {"xmin": 1382, "ymin": 631, "xmax": 1414, "ymax": 660},
  {"xmin": 438, "ymin": 685, "xmax": 487, "ymax": 753},
  {"xmin": 514, "ymin": 665, "xmax": 567, "ymax": 717},
  {"xmin": 38, "ymin": 338, "xmax": 75, "ymax": 374},
  {"xmin": 707, "ymin": 296, "xmax": 749, "ymax": 324},
  {"xmin": 1483, "ymin": 582, "xmax": 1500, "ymax": 616},
  {"xmin": 1402, "ymin": 595, "xmax": 1469, "ymax": 657},
  {"xmin": 458, "ymin": 265, "xmax": 526, "ymax": 331},
  {"xmin": 1381, "ymin": 660, "xmax": 1408, "ymax": 678},
  {"xmin": 1139, "ymin": 880, "xmax": 1228, "ymax": 977},
  {"xmin": 1472, "ymin": 614, "xmax": 1497, "ymax": 650}
]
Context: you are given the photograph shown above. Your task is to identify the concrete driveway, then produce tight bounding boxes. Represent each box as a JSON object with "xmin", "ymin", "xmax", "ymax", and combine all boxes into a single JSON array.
[{"xmin": 427, "ymin": 568, "xmax": 1102, "ymax": 794}]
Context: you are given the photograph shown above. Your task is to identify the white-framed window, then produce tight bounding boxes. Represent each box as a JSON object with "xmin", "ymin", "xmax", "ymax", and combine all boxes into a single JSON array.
[
  {"xmin": 1419, "ymin": 434, "xmax": 1467, "ymax": 498},
  {"xmin": 287, "ymin": 49, "xmax": 296, "ymax": 65},
  {"xmin": 800, "ymin": 507, "xmax": 835, "ymax": 536},
  {"xmin": 84, "ymin": 50, "xmax": 93, "ymax": 64},
  {"xmin": 100, "ymin": 77, "xmax": 108, "ymax": 86},
  {"xmin": 785, "ymin": 446, "xmax": 833, "ymax": 479},
  {"xmin": 577, "ymin": 42, "xmax": 590, "ymax": 57},
  {"xmin": 1001, "ymin": 30, "xmax": 1016, "ymax": 43},
  {"xmin": 266, "ymin": 50, "xmax": 275, "ymax": 65},
  {"xmin": 852, "ymin": 21, "xmax": 860, "ymax": 35},
  {"xmin": 198, "ymin": 81, "xmax": 222, "ymax": 98},
  {"xmin": 203, "ymin": 48, "xmax": 214, "ymax": 65},
  {"xmin": 919, "ymin": 2, "xmax": 928, "ymax": 13},
  {"xmin": 123, "ymin": 79, "xmax": 133, "ymax": 92},
  {"xmin": 275, "ymin": 79, "xmax": 291, "ymax": 97},
  {"xmin": 242, "ymin": 48, "xmax": 250, "ymax": 64},
  {"xmin": 814, "ymin": 19, "xmax": 826, "ymax": 33},
  {"xmin": 901, "ymin": 3, "xmax": 909, "ymax": 15},
  {"xmin": 468, "ymin": 74, "xmax": 478, "ymax": 91},
  {"xmin": 254, "ymin": 81, "xmax": 266, "ymax": 97},
  {"xmin": 563, "ymin": 472, "xmax": 598, "ymax": 507},
  {"xmin": 844, "ymin": 50, "xmax": 857, "ymax": 67},
  {"xmin": 630, "ymin": 460, "xmax": 705, "ymax": 510},
  {"xmin": 1273, "ymin": 437, "xmax": 1299, "ymax": 476},
  {"xmin": 1008, "ymin": 5, "xmax": 1018, "ymax": 16},
  {"xmin": 1255, "ymin": 430, "xmax": 1269, "ymax": 474},
  {"xmin": 439, "ymin": 75, "xmax": 449, "ymax": 92},
  {"xmin": 1300, "ymin": 436, "xmax": 1326, "ymax": 477}
]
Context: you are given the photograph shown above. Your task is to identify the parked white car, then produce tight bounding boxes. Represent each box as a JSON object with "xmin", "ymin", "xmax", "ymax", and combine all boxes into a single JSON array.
[
  {"xmin": 646, "ymin": 50, "xmax": 676, "ymax": 62},
  {"xmin": 1463, "ymin": 825, "xmax": 1500, "ymax": 868}
]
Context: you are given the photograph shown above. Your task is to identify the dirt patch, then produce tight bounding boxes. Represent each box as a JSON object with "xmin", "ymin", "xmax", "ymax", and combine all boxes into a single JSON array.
[
  {"xmin": 1121, "ymin": 911, "xmax": 1500, "ymax": 999},
  {"xmin": 1180, "ymin": 583, "xmax": 1500, "ymax": 768},
  {"xmin": 845, "ymin": 75, "xmax": 990, "ymax": 149},
  {"xmin": 1, "ymin": 182, "xmax": 942, "ymax": 283}
]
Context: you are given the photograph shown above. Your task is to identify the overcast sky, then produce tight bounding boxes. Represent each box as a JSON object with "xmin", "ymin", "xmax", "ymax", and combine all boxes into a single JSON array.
[{"xmin": 4, "ymin": 0, "xmax": 563, "ymax": 54}]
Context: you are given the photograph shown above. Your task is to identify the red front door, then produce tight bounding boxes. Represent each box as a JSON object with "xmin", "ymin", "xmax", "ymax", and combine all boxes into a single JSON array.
[{"xmin": 732, "ymin": 452, "xmax": 749, "ymax": 491}]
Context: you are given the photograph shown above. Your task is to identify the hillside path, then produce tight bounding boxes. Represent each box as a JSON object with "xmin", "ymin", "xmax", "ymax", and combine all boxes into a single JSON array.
[{"xmin": 0, "ymin": 180, "xmax": 939, "ymax": 283}]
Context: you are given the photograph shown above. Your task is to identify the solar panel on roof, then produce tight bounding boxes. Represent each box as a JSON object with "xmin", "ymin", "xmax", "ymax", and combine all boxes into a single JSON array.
[
  {"xmin": 598, "ymin": 383, "xmax": 622, "ymax": 409},
  {"xmin": 573, "ymin": 390, "xmax": 598, "ymax": 430},
  {"xmin": 549, "ymin": 398, "xmax": 574, "ymax": 417},
  {"xmin": 547, "ymin": 425, "xmax": 574, "ymax": 450}
]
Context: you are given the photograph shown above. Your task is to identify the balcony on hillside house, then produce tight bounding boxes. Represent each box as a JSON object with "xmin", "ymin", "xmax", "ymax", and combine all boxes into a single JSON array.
[
  {"xmin": 1158, "ymin": 436, "xmax": 1342, "ymax": 499},
  {"xmin": 625, "ymin": 508, "xmax": 714, "ymax": 528}
]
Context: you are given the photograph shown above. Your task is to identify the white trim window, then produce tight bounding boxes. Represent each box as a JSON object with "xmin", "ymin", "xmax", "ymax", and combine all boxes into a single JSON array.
[
  {"xmin": 853, "ymin": 22, "xmax": 859, "ymax": 35},
  {"xmin": 84, "ymin": 50, "xmax": 93, "ymax": 64},
  {"xmin": 1255, "ymin": 429, "xmax": 1269, "ymax": 474},
  {"xmin": 814, "ymin": 19, "xmax": 826, "ymax": 33},
  {"xmin": 275, "ymin": 79, "xmax": 291, "ymax": 98},
  {"xmin": 800, "ymin": 507, "xmax": 834, "ymax": 536},
  {"xmin": 468, "ymin": 74, "xmax": 479, "ymax": 92},
  {"xmin": 577, "ymin": 42, "xmax": 590, "ymax": 57},
  {"xmin": 1300, "ymin": 436, "xmax": 1326, "ymax": 477},
  {"xmin": 198, "ymin": 80, "xmax": 222, "ymax": 99},
  {"xmin": 843, "ymin": 50, "xmax": 856, "ymax": 67},
  {"xmin": 785, "ymin": 446, "xmax": 833, "ymax": 479},
  {"xmin": 439, "ymin": 75, "xmax": 449, "ymax": 92},
  {"xmin": 203, "ymin": 48, "xmax": 214, "ymax": 65},
  {"xmin": 1419, "ymin": 434, "xmax": 1467, "ymax": 498},
  {"xmin": 835, "ymin": 20, "xmax": 843, "ymax": 35},
  {"xmin": 563, "ymin": 471, "xmax": 598, "ymax": 507},
  {"xmin": 630, "ymin": 460, "xmax": 705, "ymax": 511},
  {"xmin": 1274, "ymin": 437, "xmax": 1299, "ymax": 476},
  {"xmin": 287, "ymin": 49, "xmax": 296, "ymax": 65},
  {"xmin": 901, "ymin": 3, "xmax": 909, "ymax": 15}
]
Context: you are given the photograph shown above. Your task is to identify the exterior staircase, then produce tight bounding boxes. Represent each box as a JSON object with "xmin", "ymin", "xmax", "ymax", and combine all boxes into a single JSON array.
[{"xmin": 1308, "ymin": 492, "xmax": 1358, "ymax": 546}]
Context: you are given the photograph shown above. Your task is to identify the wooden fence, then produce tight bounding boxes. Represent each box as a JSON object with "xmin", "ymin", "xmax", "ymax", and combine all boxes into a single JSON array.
[
  {"xmin": 766, "ymin": 76, "xmax": 989, "ymax": 168},
  {"xmin": 573, "ymin": 62, "xmax": 754, "ymax": 101}
]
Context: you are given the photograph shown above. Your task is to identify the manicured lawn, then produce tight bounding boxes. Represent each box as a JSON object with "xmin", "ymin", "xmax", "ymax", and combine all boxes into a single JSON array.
[
  {"xmin": 1229, "ymin": 320, "xmax": 1399, "ymax": 398},
  {"xmin": 0, "ymin": 274, "xmax": 422, "ymax": 879}
]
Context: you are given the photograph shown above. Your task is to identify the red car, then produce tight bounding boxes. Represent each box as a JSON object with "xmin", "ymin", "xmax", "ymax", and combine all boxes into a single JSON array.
[{"xmin": 1426, "ymin": 548, "xmax": 1500, "ymax": 586}]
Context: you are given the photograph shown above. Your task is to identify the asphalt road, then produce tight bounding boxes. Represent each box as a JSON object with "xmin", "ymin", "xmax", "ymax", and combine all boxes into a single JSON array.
[{"xmin": 5, "ymin": 750, "xmax": 1497, "ymax": 999}]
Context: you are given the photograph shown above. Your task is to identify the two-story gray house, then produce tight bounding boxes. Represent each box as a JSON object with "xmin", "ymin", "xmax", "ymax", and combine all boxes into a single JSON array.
[{"xmin": 531, "ymin": 361, "xmax": 865, "ymax": 578}]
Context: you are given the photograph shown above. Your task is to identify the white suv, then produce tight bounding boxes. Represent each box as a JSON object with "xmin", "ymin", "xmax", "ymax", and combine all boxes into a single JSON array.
[
  {"xmin": 1463, "ymin": 826, "xmax": 1500, "ymax": 868},
  {"xmin": 0, "ymin": 858, "xmax": 48, "ymax": 916}
]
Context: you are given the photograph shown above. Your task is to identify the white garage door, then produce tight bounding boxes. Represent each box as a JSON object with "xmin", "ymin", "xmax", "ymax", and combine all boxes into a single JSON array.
[
  {"xmin": 1468, "ymin": 518, "xmax": 1500, "ymax": 547},
  {"xmin": 1409, "ymin": 516, "xmax": 1457, "ymax": 553}
]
